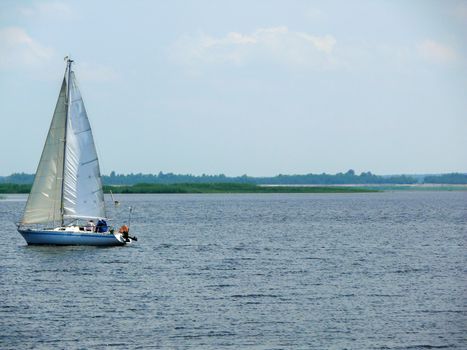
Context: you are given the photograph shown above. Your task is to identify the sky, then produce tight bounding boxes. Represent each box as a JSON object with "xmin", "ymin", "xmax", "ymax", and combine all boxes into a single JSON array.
[{"xmin": 0, "ymin": 0, "xmax": 466, "ymax": 176}]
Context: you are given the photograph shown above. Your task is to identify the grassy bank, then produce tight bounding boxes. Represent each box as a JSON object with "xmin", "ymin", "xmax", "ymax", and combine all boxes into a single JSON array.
[
  {"xmin": 103, "ymin": 183, "xmax": 378, "ymax": 193},
  {"xmin": 4, "ymin": 182, "xmax": 466, "ymax": 194},
  {"xmin": 1, "ymin": 182, "xmax": 377, "ymax": 194},
  {"xmin": 0, "ymin": 184, "xmax": 31, "ymax": 194}
]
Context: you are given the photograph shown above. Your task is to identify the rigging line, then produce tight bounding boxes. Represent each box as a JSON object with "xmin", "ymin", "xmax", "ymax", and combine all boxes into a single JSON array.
[
  {"xmin": 81, "ymin": 158, "xmax": 98, "ymax": 166},
  {"xmin": 75, "ymin": 128, "xmax": 92, "ymax": 135}
]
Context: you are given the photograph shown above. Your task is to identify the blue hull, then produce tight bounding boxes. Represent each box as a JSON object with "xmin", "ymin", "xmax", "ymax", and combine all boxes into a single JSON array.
[{"xmin": 18, "ymin": 229, "xmax": 125, "ymax": 246}]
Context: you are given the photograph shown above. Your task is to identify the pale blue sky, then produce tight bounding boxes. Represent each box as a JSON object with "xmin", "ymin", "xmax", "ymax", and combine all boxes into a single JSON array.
[{"xmin": 1, "ymin": 0, "xmax": 466, "ymax": 176}]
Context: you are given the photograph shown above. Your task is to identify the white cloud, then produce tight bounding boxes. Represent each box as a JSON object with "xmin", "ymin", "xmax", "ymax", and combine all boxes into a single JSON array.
[
  {"xmin": 417, "ymin": 39, "xmax": 458, "ymax": 64},
  {"xmin": 169, "ymin": 26, "xmax": 338, "ymax": 70},
  {"xmin": 76, "ymin": 62, "xmax": 119, "ymax": 82},
  {"xmin": 18, "ymin": 1, "xmax": 73, "ymax": 19},
  {"xmin": 297, "ymin": 32, "xmax": 336, "ymax": 54},
  {"xmin": 0, "ymin": 27, "xmax": 54, "ymax": 69}
]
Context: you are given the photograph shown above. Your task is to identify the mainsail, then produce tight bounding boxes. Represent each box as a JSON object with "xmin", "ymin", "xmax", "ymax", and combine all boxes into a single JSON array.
[
  {"xmin": 21, "ymin": 62, "xmax": 105, "ymax": 225},
  {"xmin": 62, "ymin": 71, "xmax": 105, "ymax": 220}
]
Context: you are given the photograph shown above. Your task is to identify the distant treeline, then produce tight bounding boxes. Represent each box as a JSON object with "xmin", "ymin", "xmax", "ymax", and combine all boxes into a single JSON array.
[
  {"xmin": 424, "ymin": 173, "xmax": 467, "ymax": 184},
  {"xmin": 0, "ymin": 173, "xmax": 34, "ymax": 184},
  {"xmin": 102, "ymin": 169, "xmax": 419, "ymax": 185},
  {"xmin": 1, "ymin": 170, "xmax": 467, "ymax": 185}
]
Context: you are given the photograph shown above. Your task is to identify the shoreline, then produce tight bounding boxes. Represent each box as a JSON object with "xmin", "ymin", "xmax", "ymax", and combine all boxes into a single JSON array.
[
  {"xmin": 102, "ymin": 183, "xmax": 379, "ymax": 194},
  {"xmin": 1, "ymin": 183, "xmax": 466, "ymax": 195}
]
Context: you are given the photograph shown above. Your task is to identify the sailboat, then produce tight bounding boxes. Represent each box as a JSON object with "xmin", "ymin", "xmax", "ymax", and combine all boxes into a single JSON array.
[{"xmin": 17, "ymin": 58, "xmax": 134, "ymax": 246}]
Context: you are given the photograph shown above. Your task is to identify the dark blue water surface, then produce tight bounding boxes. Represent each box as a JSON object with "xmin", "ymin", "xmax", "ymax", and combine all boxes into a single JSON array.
[{"xmin": 1, "ymin": 191, "xmax": 466, "ymax": 349}]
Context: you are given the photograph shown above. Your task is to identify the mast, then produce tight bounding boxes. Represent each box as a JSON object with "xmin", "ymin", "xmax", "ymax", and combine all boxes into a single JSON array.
[{"xmin": 61, "ymin": 58, "xmax": 73, "ymax": 226}]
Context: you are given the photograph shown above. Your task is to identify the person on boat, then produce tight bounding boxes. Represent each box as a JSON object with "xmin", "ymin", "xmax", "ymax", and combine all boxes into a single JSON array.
[
  {"xmin": 117, "ymin": 224, "xmax": 137, "ymax": 242},
  {"xmin": 96, "ymin": 219, "xmax": 108, "ymax": 233},
  {"xmin": 119, "ymin": 224, "xmax": 129, "ymax": 239},
  {"xmin": 86, "ymin": 220, "xmax": 96, "ymax": 232}
]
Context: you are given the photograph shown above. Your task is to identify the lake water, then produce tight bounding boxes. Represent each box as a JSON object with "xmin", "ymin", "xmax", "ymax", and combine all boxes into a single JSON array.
[{"xmin": 1, "ymin": 192, "xmax": 466, "ymax": 349}]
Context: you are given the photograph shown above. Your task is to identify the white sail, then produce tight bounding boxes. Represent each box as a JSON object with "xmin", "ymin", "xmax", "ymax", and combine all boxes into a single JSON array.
[
  {"xmin": 21, "ymin": 79, "xmax": 67, "ymax": 224},
  {"xmin": 62, "ymin": 71, "xmax": 105, "ymax": 220}
]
